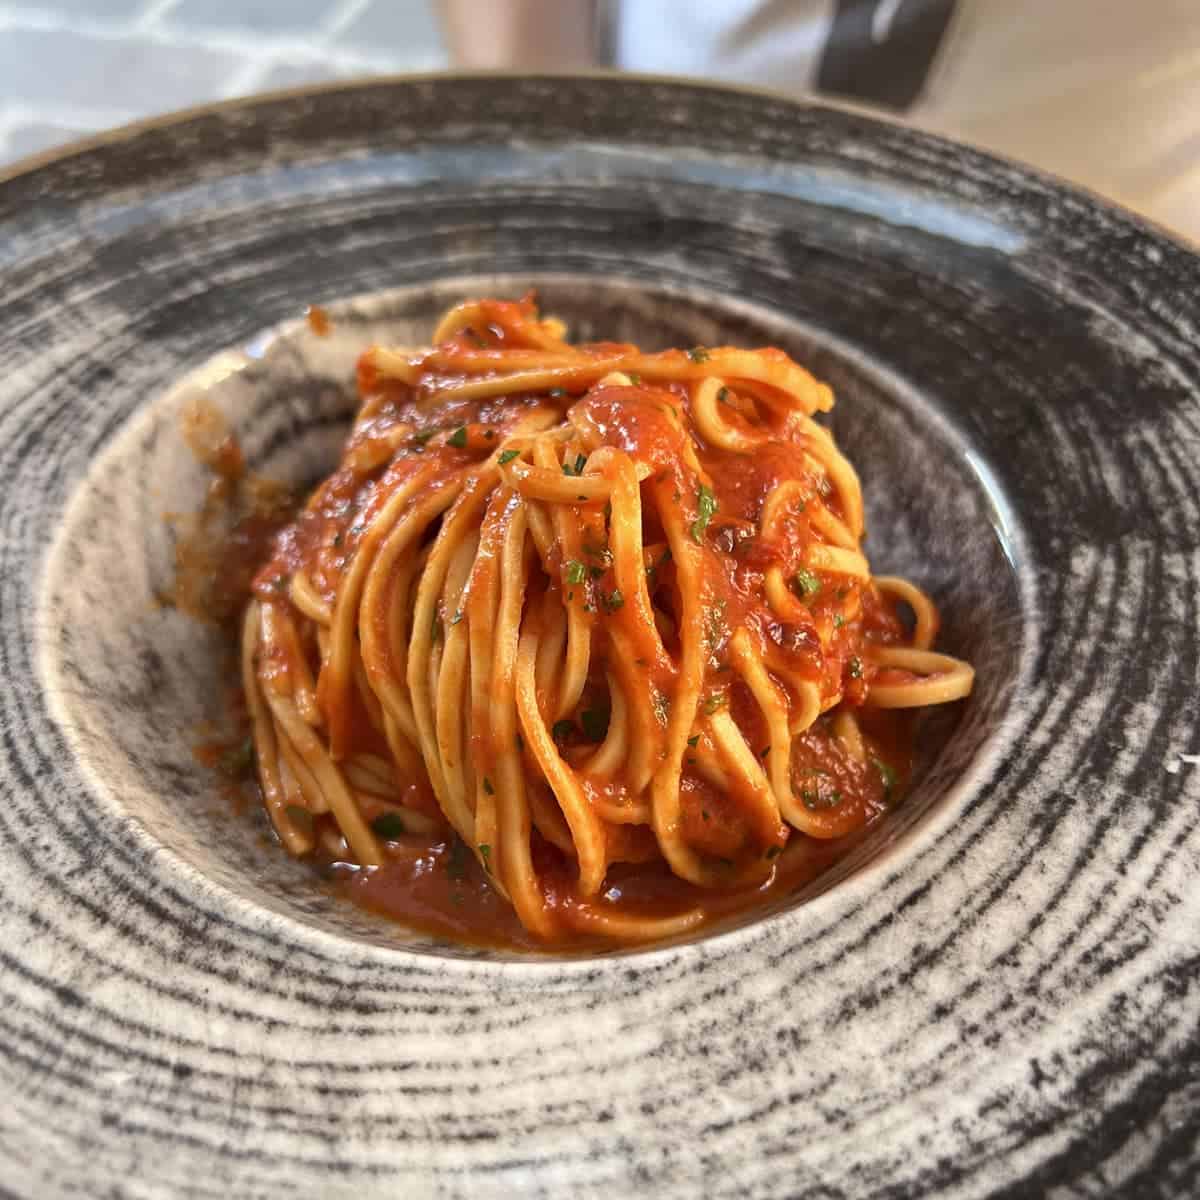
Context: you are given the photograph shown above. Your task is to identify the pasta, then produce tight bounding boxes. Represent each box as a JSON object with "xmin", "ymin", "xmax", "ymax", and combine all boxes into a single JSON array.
[{"xmin": 240, "ymin": 296, "xmax": 973, "ymax": 947}]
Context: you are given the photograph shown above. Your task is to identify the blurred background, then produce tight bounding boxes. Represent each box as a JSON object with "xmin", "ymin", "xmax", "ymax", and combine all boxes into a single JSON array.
[{"xmin": 1, "ymin": 0, "xmax": 1197, "ymax": 241}]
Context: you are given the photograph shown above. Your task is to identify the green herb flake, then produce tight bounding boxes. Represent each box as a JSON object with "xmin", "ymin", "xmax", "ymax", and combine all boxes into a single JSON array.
[
  {"xmin": 833, "ymin": 613, "xmax": 845, "ymax": 628},
  {"xmin": 848, "ymin": 656, "xmax": 863, "ymax": 680},
  {"xmin": 703, "ymin": 693, "xmax": 725, "ymax": 714},
  {"xmin": 705, "ymin": 598, "xmax": 727, "ymax": 649},
  {"xmin": 551, "ymin": 719, "xmax": 575, "ymax": 743},
  {"xmin": 687, "ymin": 347, "xmax": 711, "ymax": 363},
  {"xmin": 628, "ymin": 372, "xmax": 642, "ymax": 384},
  {"xmin": 412, "ymin": 428, "xmax": 438, "ymax": 447},
  {"xmin": 580, "ymin": 707, "xmax": 610, "ymax": 742},
  {"xmin": 605, "ymin": 588, "xmax": 625, "ymax": 612},
  {"xmin": 691, "ymin": 484, "xmax": 718, "ymax": 542},
  {"xmin": 565, "ymin": 560, "xmax": 586, "ymax": 585},
  {"xmin": 478, "ymin": 843, "xmax": 492, "ymax": 868},
  {"xmin": 286, "ymin": 804, "xmax": 313, "ymax": 832},
  {"xmin": 498, "ymin": 449, "xmax": 520, "ymax": 465},
  {"xmin": 574, "ymin": 453, "xmax": 587, "ymax": 475},
  {"xmin": 717, "ymin": 386, "xmax": 729, "ymax": 403},
  {"xmin": 447, "ymin": 426, "xmax": 468, "ymax": 448},
  {"xmin": 794, "ymin": 568, "xmax": 821, "ymax": 598},
  {"xmin": 450, "ymin": 610, "xmax": 464, "ymax": 626},
  {"xmin": 482, "ymin": 777, "xmax": 495, "ymax": 795},
  {"xmin": 219, "ymin": 738, "xmax": 255, "ymax": 778},
  {"xmin": 872, "ymin": 756, "xmax": 898, "ymax": 796},
  {"xmin": 687, "ymin": 735, "xmax": 700, "ymax": 748},
  {"xmin": 801, "ymin": 786, "xmax": 843, "ymax": 812},
  {"xmin": 371, "ymin": 811, "xmax": 406, "ymax": 839},
  {"xmin": 445, "ymin": 837, "xmax": 470, "ymax": 881}
]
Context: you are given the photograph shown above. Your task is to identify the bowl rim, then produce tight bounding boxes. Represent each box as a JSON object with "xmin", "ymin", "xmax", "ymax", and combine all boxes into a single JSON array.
[{"xmin": 2, "ymin": 68, "xmax": 1196, "ymax": 254}]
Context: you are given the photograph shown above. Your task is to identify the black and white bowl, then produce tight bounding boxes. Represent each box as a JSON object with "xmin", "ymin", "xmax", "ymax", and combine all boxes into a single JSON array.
[{"xmin": 2, "ymin": 75, "xmax": 1197, "ymax": 1198}]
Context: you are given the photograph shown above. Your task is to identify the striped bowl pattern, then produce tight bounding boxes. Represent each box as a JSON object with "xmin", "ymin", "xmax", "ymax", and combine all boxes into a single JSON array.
[{"xmin": 1, "ymin": 76, "xmax": 1198, "ymax": 1197}]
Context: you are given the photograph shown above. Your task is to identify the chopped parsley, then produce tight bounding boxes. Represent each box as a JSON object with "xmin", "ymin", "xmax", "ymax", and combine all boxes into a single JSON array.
[
  {"xmin": 871, "ymin": 756, "xmax": 897, "ymax": 797},
  {"xmin": 478, "ymin": 843, "xmax": 492, "ymax": 868},
  {"xmin": 833, "ymin": 613, "xmax": 845, "ymax": 629},
  {"xmin": 687, "ymin": 347, "xmax": 710, "ymax": 363},
  {"xmin": 565, "ymin": 560, "xmax": 586, "ymax": 584},
  {"xmin": 450, "ymin": 610, "xmax": 464, "ymax": 625},
  {"xmin": 580, "ymin": 707, "xmax": 610, "ymax": 742},
  {"xmin": 498, "ymin": 449, "xmax": 520, "ymax": 465},
  {"xmin": 703, "ymin": 693, "xmax": 725, "ymax": 714},
  {"xmin": 705, "ymin": 598, "xmax": 727, "ymax": 649},
  {"xmin": 285, "ymin": 805, "xmax": 313, "ymax": 831},
  {"xmin": 219, "ymin": 738, "xmax": 254, "ymax": 778},
  {"xmin": 794, "ymin": 568, "xmax": 821, "ymax": 598},
  {"xmin": 691, "ymin": 484, "xmax": 718, "ymax": 542},
  {"xmin": 604, "ymin": 588, "xmax": 624, "ymax": 612},
  {"xmin": 717, "ymin": 386, "xmax": 729, "ymax": 404},
  {"xmin": 801, "ymin": 785, "xmax": 843, "ymax": 811},
  {"xmin": 412, "ymin": 428, "xmax": 439, "ymax": 447},
  {"xmin": 647, "ymin": 545, "xmax": 672, "ymax": 582},
  {"xmin": 371, "ymin": 811, "xmax": 405, "ymax": 839},
  {"xmin": 628, "ymin": 372, "xmax": 642, "ymax": 384},
  {"xmin": 445, "ymin": 837, "xmax": 470, "ymax": 880},
  {"xmin": 687, "ymin": 734, "xmax": 700, "ymax": 748},
  {"xmin": 447, "ymin": 426, "xmax": 468, "ymax": 448},
  {"xmin": 559, "ymin": 452, "xmax": 588, "ymax": 477}
]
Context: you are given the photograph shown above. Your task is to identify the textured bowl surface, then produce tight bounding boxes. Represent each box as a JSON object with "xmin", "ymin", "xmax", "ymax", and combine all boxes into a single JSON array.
[{"xmin": 2, "ymin": 75, "xmax": 1199, "ymax": 1198}]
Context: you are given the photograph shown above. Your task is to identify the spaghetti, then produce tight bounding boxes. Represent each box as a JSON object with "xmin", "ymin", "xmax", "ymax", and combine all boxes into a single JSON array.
[{"xmin": 241, "ymin": 296, "xmax": 974, "ymax": 947}]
